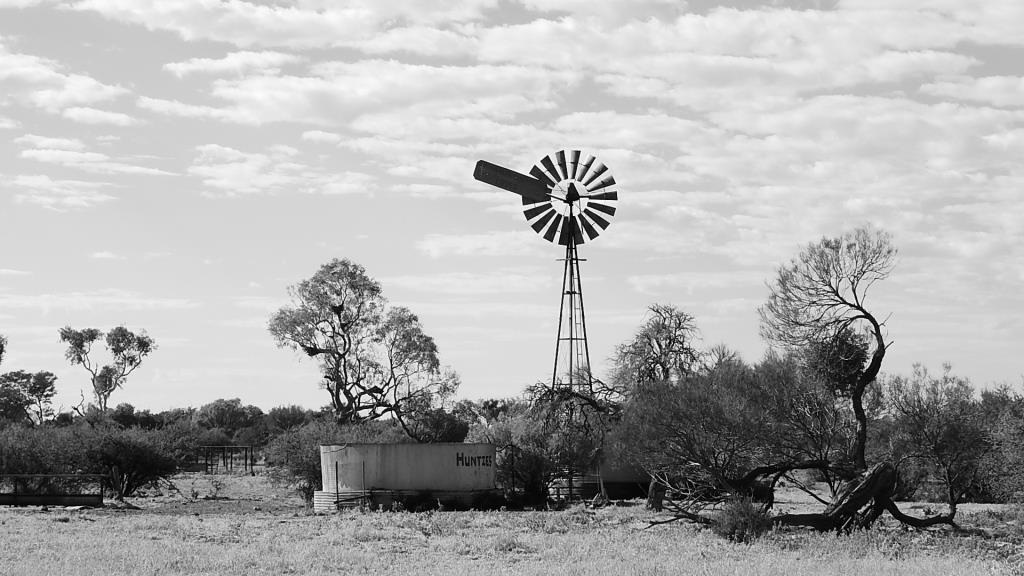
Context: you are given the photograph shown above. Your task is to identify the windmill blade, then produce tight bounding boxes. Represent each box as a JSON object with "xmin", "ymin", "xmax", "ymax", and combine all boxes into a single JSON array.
[
  {"xmin": 579, "ymin": 213, "xmax": 599, "ymax": 241},
  {"xmin": 583, "ymin": 207, "xmax": 611, "ymax": 229},
  {"xmin": 530, "ymin": 165, "xmax": 557, "ymax": 188},
  {"xmin": 556, "ymin": 150, "xmax": 568, "ymax": 182},
  {"xmin": 588, "ymin": 176, "xmax": 616, "ymax": 192},
  {"xmin": 557, "ymin": 214, "xmax": 573, "ymax": 246},
  {"xmin": 540, "ymin": 155, "xmax": 563, "ymax": 183},
  {"xmin": 582, "ymin": 163, "xmax": 608, "ymax": 186},
  {"xmin": 587, "ymin": 191, "xmax": 618, "ymax": 202},
  {"xmin": 543, "ymin": 214, "xmax": 561, "ymax": 243},
  {"xmin": 588, "ymin": 201, "xmax": 617, "ymax": 217},
  {"xmin": 568, "ymin": 150, "xmax": 580, "ymax": 180},
  {"xmin": 576, "ymin": 155, "xmax": 595, "ymax": 182},
  {"xmin": 524, "ymin": 203, "xmax": 553, "ymax": 220},
  {"xmin": 531, "ymin": 207, "xmax": 558, "ymax": 234},
  {"xmin": 474, "ymin": 160, "xmax": 551, "ymax": 202},
  {"xmin": 571, "ymin": 216, "xmax": 585, "ymax": 245}
]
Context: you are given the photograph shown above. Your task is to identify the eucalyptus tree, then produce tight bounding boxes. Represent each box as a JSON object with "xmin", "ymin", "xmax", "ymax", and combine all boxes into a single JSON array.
[
  {"xmin": 59, "ymin": 326, "xmax": 156, "ymax": 412},
  {"xmin": 0, "ymin": 370, "xmax": 57, "ymax": 425},
  {"xmin": 268, "ymin": 258, "xmax": 458, "ymax": 437}
]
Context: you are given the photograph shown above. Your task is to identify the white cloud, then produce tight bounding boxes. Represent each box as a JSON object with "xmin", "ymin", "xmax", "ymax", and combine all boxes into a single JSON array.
[
  {"xmin": 72, "ymin": 0, "xmax": 495, "ymax": 49},
  {"xmin": 232, "ymin": 296, "xmax": 285, "ymax": 312},
  {"xmin": 13, "ymin": 134, "xmax": 86, "ymax": 150},
  {"xmin": 416, "ymin": 230, "xmax": 548, "ymax": 258},
  {"xmin": 384, "ymin": 270, "xmax": 553, "ymax": 295},
  {"xmin": 0, "ymin": 289, "xmax": 200, "ymax": 312},
  {"xmin": 140, "ymin": 62, "xmax": 578, "ymax": 126},
  {"xmin": 15, "ymin": 135, "xmax": 173, "ymax": 176},
  {"xmin": 0, "ymin": 39, "xmax": 128, "ymax": 113},
  {"xmin": 7, "ymin": 174, "xmax": 117, "ymax": 210},
  {"xmin": 188, "ymin": 143, "xmax": 375, "ymax": 196},
  {"xmin": 62, "ymin": 106, "xmax": 138, "ymax": 126},
  {"xmin": 0, "ymin": 268, "xmax": 31, "ymax": 276},
  {"xmin": 136, "ymin": 96, "xmax": 245, "ymax": 123},
  {"xmin": 922, "ymin": 76, "xmax": 1024, "ymax": 108},
  {"xmin": 627, "ymin": 271, "xmax": 763, "ymax": 295},
  {"xmin": 164, "ymin": 50, "xmax": 303, "ymax": 77},
  {"xmin": 27, "ymin": 73, "xmax": 127, "ymax": 112},
  {"xmin": 349, "ymin": 26, "xmax": 477, "ymax": 57},
  {"xmin": 300, "ymin": 130, "xmax": 342, "ymax": 144},
  {"xmin": 89, "ymin": 251, "xmax": 124, "ymax": 260}
]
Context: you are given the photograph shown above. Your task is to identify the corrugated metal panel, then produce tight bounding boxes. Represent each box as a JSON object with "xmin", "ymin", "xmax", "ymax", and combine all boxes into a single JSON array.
[{"xmin": 320, "ymin": 443, "xmax": 496, "ymax": 493}]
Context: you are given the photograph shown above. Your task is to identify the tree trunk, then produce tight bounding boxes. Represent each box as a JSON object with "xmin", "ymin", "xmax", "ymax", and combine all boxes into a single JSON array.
[
  {"xmin": 773, "ymin": 462, "xmax": 955, "ymax": 532},
  {"xmin": 646, "ymin": 479, "xmax": 666, "ymax": 511}
]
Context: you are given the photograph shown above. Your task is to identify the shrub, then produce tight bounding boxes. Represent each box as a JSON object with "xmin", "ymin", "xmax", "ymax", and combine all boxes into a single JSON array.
[
  {"xmin": 466, "ymin": 413, "xmax": 550, "ymax": 507},
  {"xmin": 712, "ymin": 498, "xmax": 772, "ymax": 543},
  {"xmin": 86, "ymin": 428, "xmax": 177, "ymax": 499},
  {"xmin": 264, "ymin": 418, "xmax": 408, "ymax": 503},
  {"xmin": 0, "ymin": 425, "xmax": 91, "ymax": 474},
  {"xmin": 0, "ymin": 425, "xmax": 179, "ymax": 500}
]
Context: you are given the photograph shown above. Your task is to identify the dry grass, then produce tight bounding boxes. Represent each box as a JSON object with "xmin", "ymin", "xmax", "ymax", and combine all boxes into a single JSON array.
[{"xmin": 0, "ymin": 473, "xmax": 1021, "ymax": 576}]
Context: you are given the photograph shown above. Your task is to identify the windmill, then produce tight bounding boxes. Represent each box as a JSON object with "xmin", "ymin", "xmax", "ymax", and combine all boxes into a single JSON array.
[{"xmin": 473, "ymin": 150, "xmax": 618, "ymax": 394}]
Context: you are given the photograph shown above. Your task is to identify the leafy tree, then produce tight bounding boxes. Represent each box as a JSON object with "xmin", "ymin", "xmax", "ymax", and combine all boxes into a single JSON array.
[
  {"xmin": 59, "ymin": 326, "xmax": 156, "ymax": 412},
  {"xmin": 110, "ymin": 403, "xmax": 139, "ymax": 428},
  {"xmin": 195, "ymin": 398, "xmax": 264, "ymax": 437},
  {"xmin": 0, "ymin": 334, "xmax": 6, "ymax": 367},
  {"xmin": 267, "ymin": 405, "xmax": 312, "ymax": 431},
  {"xmin": 0, "ymin": 377, "xmax": 31, "ymax": 424},
  {"xmin": 612, "ymin": 303, "xmax": 701, "ymax": 391},
  {"xmin": 25, "ymin": 371, "xmax": 57, "ymax": 425},
  {"xmin": 886, "ymin": 364, "xmax": 988, "ymax": 510},
  {"xmin": 109, "ymin": 403, "xmax": 161, "ymax": 430},
  {"xmin": 268, "ymin": 259, "xmax": 458, "ymax": 433},
  {"xmin": 759, "ymin": 225, "xmax": 895, "ymax": 471},
  {"xmin": 0, "ymin": 370, "xmax": 57, "ymax": 425},
  {"xmin": 475, "ymin": 398, "xmax": 527, "ymax": 423},
  {"xmin": 399, "ymin": 405, "xmax": 470, "ymax": 443}
]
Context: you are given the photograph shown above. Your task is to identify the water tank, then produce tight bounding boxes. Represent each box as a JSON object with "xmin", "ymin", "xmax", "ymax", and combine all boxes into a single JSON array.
[{"xmin": 315, "ymin": 443, "xmax": 497, "ymax": 511}]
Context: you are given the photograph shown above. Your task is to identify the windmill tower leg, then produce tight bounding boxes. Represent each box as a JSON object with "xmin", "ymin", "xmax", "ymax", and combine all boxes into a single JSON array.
[{"xmin": 552, "ymin": 233, "xmax": 592, "ymax": 394}]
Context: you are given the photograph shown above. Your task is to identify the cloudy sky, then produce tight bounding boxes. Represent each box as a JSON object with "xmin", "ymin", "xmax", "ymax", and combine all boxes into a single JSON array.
[{"xmin": 1, "ymin": 0, "xmax": 1022, "ymax": 412}]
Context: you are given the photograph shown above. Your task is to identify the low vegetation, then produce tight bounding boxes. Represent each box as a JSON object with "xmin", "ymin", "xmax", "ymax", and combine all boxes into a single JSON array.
[{"xmin": 0, "ymin": 474, "xmax": 1020, "ymax": 576}]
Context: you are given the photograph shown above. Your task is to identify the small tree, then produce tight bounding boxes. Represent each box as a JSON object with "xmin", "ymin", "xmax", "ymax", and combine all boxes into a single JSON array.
[
  {"xmin": 759, "ymin": 225, "xmax": 896, "ymax": 471},
  {"xmin": 0, "ymin": 334, "xmax": 7, "ymax": 367},
  {"xmin": 59, "ymin": 326, "xmax": 156, "ymax": 412}
]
